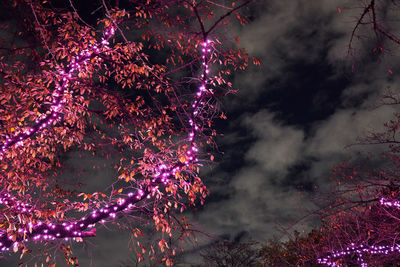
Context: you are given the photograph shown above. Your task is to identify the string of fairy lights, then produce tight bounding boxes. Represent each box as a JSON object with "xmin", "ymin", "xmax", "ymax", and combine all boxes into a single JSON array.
[
  {"xmin": 0, "ymin": 27, "xmax": 115, "ymax": 159},
  {"xmin": 0, "ymin": 24, "xmax": 214, "ymax": 251},
  {"xmin": 317, "ymin": 198, "xmax": 400, "ymax": 266}
]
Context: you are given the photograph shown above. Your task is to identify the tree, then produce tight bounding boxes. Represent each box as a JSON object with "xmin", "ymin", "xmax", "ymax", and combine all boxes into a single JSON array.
[
  {"xmin": 257, "ymin": 132, "xmax": 400, "ymax": 266},
  {"xmin": 0, "ymin": 0, "xmax": 255, "ymax": 265},
  {"xmin": 257, "ymin": 2, "xmax": 400, "ymax": 266},
  {"xmin": 260, "ymin": 231, "xmax": 323, "ymax": 266},
  {"xmin": 311, "ymin": 122, "xmax": 400, "ymax": 266},
  {"xmin": 344, "ymin": 0, "xmax": 400, "ymax": 61},
  {"xmin": 200, "ymin": 240, "xmax": 262, "ymax": 267},
  {"xmin": 312, "ymin": 1, "xmax": 400, "ymax": 265}
]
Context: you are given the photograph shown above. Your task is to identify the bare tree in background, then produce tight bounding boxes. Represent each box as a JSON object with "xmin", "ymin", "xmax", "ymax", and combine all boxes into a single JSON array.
[{"xmin": 200, "ymin": 240, "xmax": 261, "ymax": 267}]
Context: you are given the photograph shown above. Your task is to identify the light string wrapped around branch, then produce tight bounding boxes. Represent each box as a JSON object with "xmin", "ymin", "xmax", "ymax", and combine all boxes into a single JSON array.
[
  {"xmin": 0, "ymin": 26, "xmax": 115, "ymax": 159},
  {"xmin": 0, "ymin": 27, "xmax": 214, "ymax": 252},
  {"xmin": 317, "ymin": 197, "xmax": 400, "ymax": 266}
]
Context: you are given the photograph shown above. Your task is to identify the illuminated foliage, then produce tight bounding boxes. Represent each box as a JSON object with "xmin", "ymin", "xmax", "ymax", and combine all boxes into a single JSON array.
[{"xmin": 0, "ymin": 0, "xmax": 254, "ymax": 265}]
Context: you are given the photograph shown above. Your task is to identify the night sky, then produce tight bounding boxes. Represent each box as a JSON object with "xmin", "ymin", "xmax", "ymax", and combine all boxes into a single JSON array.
[{"xmin": 2, "ymin": 0, "xmax": 400, "ymax": 266}]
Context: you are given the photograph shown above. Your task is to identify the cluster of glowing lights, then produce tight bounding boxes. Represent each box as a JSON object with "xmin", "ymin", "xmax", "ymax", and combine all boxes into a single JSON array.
[
  {"xmin": 0, "ymin": 26, "xmax": 214, "ymax": 251},
  {"xmin": 379, "ymin": 197, "xmax": 400, "ymax": 208},
  {"xmin": 317, "ymin": 243, "xmax": 400, "ymax": 267},
  {"xmin": 0, "ymin": 193, "xmax": 33, "ymax": 214},
  {"xmin": 318, "ymin": 197, "xmax": 400, "ymax": 266}
]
